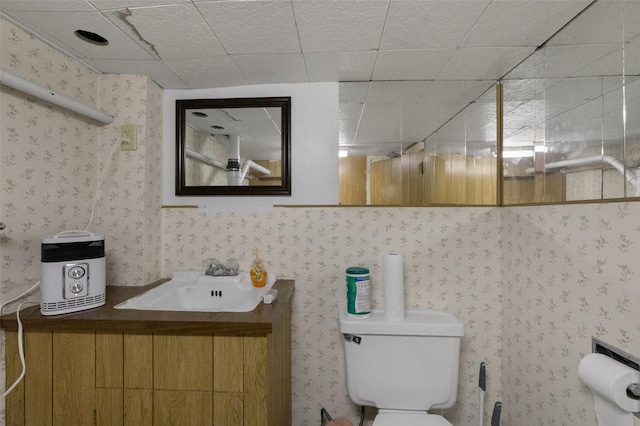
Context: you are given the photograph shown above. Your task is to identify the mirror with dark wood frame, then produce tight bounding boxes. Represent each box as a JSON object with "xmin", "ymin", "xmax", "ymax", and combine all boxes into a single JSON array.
[{"xmin": 176, "ymin": 97, "xmax": 291, "ymax": 196}]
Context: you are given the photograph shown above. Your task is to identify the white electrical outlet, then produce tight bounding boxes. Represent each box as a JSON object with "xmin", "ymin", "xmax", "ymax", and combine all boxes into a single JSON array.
[{"xmin": 121, "ymin": 124, "xmax": 137, "ymax": 151}]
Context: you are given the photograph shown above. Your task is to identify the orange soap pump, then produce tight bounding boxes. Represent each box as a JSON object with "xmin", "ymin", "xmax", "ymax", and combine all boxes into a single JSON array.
[{"xmin": 250, "ymin": 251, "xmax": 267, "ymax": 288}]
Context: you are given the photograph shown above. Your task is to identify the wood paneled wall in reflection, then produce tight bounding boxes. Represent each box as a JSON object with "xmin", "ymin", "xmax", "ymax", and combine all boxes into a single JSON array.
[
  {"xmin": 339, "ymin": 156, "xmax": 367, "ymax": 205},
  {"xmin": 340, "ymin": 152, "xmax": 499, "ymax": 205},
  {"xmin": 249, "ymin": 160, "xmax": 282, "ymax": 186},
  {"xmin": 424, "ymin": 153, "xmax": 497, "ymax": 205},
  {"xmin": 402, "ymin": 151, "xmax": 425, "ymax": 205},
  {"xmin": 370, "ymin": 156, "xmax": 402, "ymax": 205}
]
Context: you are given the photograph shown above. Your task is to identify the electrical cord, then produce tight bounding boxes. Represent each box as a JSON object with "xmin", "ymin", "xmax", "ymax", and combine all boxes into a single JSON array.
[
  {"xmin": 84, "ymin": 139, "xmax": 119, "ymax": 231},
  {"xmin": 1, "ymin": 112, "xmax": 117, "ymax": 401},
  {"xmin": 0, "ymin": 281, "xmax": 40, "ymax": 399}
]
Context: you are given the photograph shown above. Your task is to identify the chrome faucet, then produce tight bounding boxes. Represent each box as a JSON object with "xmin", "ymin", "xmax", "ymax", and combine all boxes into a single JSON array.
[{"xmin": 205, "ymin": 258, "xmax": 239, "ymax": 276}]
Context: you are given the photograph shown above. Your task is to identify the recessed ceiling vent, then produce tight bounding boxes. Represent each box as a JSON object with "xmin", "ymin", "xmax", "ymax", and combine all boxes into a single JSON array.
[{"xmin": 74, "ymin": 30, "xmax": 109, "ymax": 46}]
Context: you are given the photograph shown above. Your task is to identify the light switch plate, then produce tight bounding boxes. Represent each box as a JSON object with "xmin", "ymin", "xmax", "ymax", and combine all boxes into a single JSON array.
[{"xmin": 121, "ymin": 124, "xmax": 137, "ymax": 151}]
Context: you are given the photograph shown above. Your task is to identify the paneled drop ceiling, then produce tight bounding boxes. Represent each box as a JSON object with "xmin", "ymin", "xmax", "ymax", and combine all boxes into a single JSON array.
[{"xmin": 2, "ymin": 0, "xmax": 628, "ymax": 157}]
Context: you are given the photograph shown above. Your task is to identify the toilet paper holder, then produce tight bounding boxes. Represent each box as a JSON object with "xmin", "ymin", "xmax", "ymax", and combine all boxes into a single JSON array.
[
  {"xmin": 592, "ymin": 337, "xmax": 640, "ymax": 415},
  {"xmin": 629, "ymin": 384, "xmax": 640, "ymax": 400}
]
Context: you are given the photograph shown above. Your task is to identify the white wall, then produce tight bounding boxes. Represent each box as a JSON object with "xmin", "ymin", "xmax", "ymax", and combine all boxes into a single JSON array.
[{"xmin": 163, "ymin": 82, "xmax": 339, "ymax": 212}]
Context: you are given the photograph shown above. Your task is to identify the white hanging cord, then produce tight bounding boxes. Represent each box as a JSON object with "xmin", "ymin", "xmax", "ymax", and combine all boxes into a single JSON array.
[
  {"xmin": 0, "ymin": 282, "xmax": 40, "ymax": 400},
  {"xmin": 84, "ymin": 139, "xmax": 120, "ymax": 231},
  {"xmin": 0, "ymin": 301, "xmax": 37, "ymax": 399}
]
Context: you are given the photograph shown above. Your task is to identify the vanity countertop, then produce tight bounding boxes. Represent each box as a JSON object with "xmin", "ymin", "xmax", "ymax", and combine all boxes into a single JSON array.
[{"xmin": 0, "ymin": 279, "xmax": 294, "ymax": 336}]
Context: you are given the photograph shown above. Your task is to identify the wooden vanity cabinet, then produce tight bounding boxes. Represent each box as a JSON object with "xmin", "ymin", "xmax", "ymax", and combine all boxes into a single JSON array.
[{"xmin": 3, "ymin": 281, "xmax": 293, "ymax": 426}]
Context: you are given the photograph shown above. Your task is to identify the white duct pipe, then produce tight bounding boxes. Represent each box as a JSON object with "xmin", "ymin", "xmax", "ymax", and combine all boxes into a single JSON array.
[
  {"xmin": 229, "ymin": 135, "xmax": 241, "ymax": 162},
  {"xmin": 0, "ymin": 69, "xmax": 113, "ymax": 124},
  {"xmin": 525, "ymin": 155, "xmax": 640, "ymax": 196},
  {"xmin": 240, "ymin": 159, "xmax": 272, "ymax": 181},
  {"xmin": 185, "ymin": 149, "xmax": 226, "ymax": 171}
]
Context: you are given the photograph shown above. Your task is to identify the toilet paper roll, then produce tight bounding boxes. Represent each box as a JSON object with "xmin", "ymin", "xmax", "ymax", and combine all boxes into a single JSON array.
[
  {"xmin": 383, "ymin": 253, "xmax": 405, "ymax": 321},
  {"xmin": 578, "ymin": 353, "xmax": 640, "ymax": 426}
]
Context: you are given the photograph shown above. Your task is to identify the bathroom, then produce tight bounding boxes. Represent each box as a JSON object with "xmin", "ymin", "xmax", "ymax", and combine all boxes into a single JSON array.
[{"xmin": 1, "ymin": 2, "xmax": 640, "ymax": 426}]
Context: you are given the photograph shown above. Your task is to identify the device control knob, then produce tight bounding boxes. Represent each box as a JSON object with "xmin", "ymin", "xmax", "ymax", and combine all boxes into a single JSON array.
[
  {"xmin": 68, "ymin": 266, "xmax": 85, "ymax": 279},
  {"xmin": 70, "ymin": 282, "xmax": 84, "ymax": 294}
]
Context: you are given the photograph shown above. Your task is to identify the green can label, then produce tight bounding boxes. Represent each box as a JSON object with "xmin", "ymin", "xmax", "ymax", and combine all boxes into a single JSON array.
[{"xmin": 346, "ymin": 267, "xmax": 371, "ymax": 319}]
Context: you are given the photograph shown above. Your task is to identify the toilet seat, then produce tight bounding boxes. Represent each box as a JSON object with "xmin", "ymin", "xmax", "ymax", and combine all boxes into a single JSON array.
[{"xmin": 373, "ymin": 410, "xmax": 453, "ymax": 426}]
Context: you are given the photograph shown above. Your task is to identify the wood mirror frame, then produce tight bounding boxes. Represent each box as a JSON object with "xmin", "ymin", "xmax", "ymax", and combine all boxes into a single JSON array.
[{"xmin": 176, "ymin": 97, "xmax": 291, "ymax": 196}]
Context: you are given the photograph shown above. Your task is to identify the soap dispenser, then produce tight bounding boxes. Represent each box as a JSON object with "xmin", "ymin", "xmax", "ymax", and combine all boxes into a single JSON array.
[{"xmin": 250, "ymin": 251, "xmax": 267, "ymax": 287}]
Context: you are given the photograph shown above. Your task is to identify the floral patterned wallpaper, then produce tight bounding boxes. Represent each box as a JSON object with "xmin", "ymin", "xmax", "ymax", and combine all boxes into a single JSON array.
[
  {"xmin": 161, "ymin": 207, "xmax": 504, "ymax": 425},
  {"xmin": 161, "ymin": 203, "xmax": 640, "ymax": 426},
  {"xmin": 1, "ymin": 19, "xmax": 163, "ymax": 424},
  {"xmin": 502, "ymin": 203, "xmax": 640, "ymax": 426},
  {"xmin": 185, "ymin": 126, "xmax": 229, "ymax": 186}
]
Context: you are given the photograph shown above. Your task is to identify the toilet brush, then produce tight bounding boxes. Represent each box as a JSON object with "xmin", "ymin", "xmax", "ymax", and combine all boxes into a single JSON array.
[
  {"xmin": 478, "ymin": 362, "xmax": 486, "ymax": 426},
  {"xmin": 491, "ymin": 401, "xmax": 502, "ymax": 426}
]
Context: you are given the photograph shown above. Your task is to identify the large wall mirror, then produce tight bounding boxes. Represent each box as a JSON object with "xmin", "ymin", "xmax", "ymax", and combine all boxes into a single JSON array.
[
  {"xmin": 338, "ymin": 0, "xmax": 639, "ymax": 207},
  {"xmin": 176, "ymin": 97, "xmax": 291, "ymax": 196}
]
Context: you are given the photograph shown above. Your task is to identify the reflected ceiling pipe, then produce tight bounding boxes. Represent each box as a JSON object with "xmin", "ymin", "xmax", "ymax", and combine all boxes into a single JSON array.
[
  {"xmin": 185, "ymin": 149, "xmax": 226, "ymax": 171},
  {"xmin": 226, "ymin": 135, "xmax": 243, "ymax": 186},
  {"xmin": 240, "ymin": 160, "xmax": 271, "ymax": 182},
  {"xmin": 0, "ymin": 70, "xmax": 114, "ymax": 124},
  {"xmin": 525, "ymin": 155, "xmax": 640, "ymax": 196},
  {"xmin": 214, "ymin": 135, "xmax": 272, "ymax": 186}
]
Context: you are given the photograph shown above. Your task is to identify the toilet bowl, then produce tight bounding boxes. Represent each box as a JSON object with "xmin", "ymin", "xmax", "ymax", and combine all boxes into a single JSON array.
[{"xmin": 339, "ymin": 309, "xmax": 464, "ymax": 426}]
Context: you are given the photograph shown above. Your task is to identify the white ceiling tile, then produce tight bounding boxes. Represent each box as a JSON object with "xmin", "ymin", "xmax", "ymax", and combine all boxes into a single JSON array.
[
  {"xmin": 373, "ymin": 49, "xmax": 454, "ymax": 80},
  {"xmin": 437, "ymin": 46, "xmax": 534, "ymax": 80},
  {"xmin": 294, "ymin": 0, "xmax": 390, "ymax": 53},
  {"xmin": 339, "ymin": 103, "xmax": 364, "ymax": 144},
  {"xmin": 462, "ymin": 1, "xmax": 591, "ymax": 48},
  {"xmin": 542, "ymin": 44, "xmax": 621, "ymax": 78},
  {"xmin": 366, "ymin": 81, "xmax": 431, "ymax": 105},
  {"xmin": 339, "ymin": 82, "xmax": 369, "ymax": 104},
  {"xmin": 89, "ymin": 0, "xmax": 191, "ymax": 10},
  {"xmin": 304, "ymin": 51, "xmax": 376, "ymax": 82},
  {"xmin": 0, "ymin": 0, "xmax": 94, "ymax": 12},
  {"xmin": 232, "ymin": 54, "xmax": 308, "ymax": 85},
  {"xmin": 164, "ymin": 56, "xmax": 247, "ymax": 88},
  {"xmin": 419, "ymin": 80, "xmax": 494, "ymax": 106},
  {"xmin": 102, "ymin": 4, "xmax": 226, "ymax": 60},
  {"xmin": 571, "ymin": 47, "xmax": 625, "ymax": 78},
  {"xmin": 91, "ymin": 58, "xmax": 188, "ymax": 89},
  {"xmin": 549, "ymin": 0, "xmax": 640, "ymax": 46},
  {"xmin": 196, "ymin": 1, "xmax": 300, "ymax": 55},
  {"xmin": 357, "ymin": 104, "xmax": 404, "ymax": 142},
  {"xmin": 5, "ymin": 11, "xmax": 155, "ymax": 60},
  {"xmin": 381, "ymin": 0, "xmax": 489, "ymax": 50}
]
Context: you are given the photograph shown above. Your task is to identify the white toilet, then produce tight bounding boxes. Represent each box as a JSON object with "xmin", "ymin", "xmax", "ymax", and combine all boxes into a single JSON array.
[{"xmin": 339, "ymin": 309, "xmax": 464, "ymax": 426}]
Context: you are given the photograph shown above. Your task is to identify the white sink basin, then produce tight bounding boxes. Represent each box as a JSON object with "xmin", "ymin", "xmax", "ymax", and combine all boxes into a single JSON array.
[{"xmin": 114, "ymin": 270, "xmax": 277, "ymax": 312}]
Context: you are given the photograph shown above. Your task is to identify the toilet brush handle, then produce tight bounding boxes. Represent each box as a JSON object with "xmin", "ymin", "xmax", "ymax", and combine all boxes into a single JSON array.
[
  {"xmin": 478, "ymin": 362, "xmax": 486, "ymax": 426},
  {"xmin": 491, "ymin": 402, "xmax": 502, "ymax": 426}
]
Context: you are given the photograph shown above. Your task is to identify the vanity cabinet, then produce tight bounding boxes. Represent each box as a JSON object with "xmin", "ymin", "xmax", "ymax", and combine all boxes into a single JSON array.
[{"xmin": 2, "ymin": 280, "xmax": 293, "ymax": 426}]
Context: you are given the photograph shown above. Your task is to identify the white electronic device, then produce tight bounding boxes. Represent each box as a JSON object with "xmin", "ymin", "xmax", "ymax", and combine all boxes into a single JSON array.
[{"xmin": 40, "ymin": 230, "xmax": 106, "ymax": 316}]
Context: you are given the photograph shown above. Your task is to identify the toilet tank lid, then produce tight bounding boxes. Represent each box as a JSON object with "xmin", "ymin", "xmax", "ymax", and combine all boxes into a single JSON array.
[{"xmin": 339, "ymin": 309, "xmax": 464, "ymax": 337}]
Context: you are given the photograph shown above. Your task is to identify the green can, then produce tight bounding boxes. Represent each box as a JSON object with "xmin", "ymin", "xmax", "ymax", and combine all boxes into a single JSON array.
[{"xmin": 346, "ymin": 267, "xmax": 371, "ymax": 319}]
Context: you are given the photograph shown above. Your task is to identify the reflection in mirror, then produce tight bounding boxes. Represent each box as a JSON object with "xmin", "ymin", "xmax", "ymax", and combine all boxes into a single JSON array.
[
  {"xmin": 423, "ymin": 85, "xmax": 498, "ymax": 205},
  {"xmin": 176, "ymin": 97, "xmax": 291, "ymax": 196},
  {"xmin": 339, "ymin": 0, "xmax": 640, "ymax": 208},
  {"xmin": 502, "ymin": 1, "xmax": 640, "ymax": 204},
  {"xmin": 338, "ymin": 81, "xmax": 498, "ymax": 206}
]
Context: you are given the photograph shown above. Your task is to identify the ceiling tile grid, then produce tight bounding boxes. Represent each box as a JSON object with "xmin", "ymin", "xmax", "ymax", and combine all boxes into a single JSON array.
[{"xmin": 1, "ymin": 0, "xmax": 622, "ymax": 154}]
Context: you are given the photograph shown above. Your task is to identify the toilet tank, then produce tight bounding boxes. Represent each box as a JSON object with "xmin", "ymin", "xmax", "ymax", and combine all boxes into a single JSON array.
[{"xmin": 339, "ymin": 309, "xmax": 464, "ymax": 411}]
